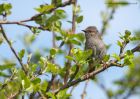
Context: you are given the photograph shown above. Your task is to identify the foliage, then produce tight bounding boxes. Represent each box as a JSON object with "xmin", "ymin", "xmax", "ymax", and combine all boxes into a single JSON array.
[{"xmin": 0, "ymin": 0, "xmax": 139, "ymax": 99}]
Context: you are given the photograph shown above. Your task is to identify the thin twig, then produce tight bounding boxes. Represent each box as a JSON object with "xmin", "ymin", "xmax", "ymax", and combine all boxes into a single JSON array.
[
  {"xmin": 0, "ymin": 0, "xmax": 73, "ymax": 32},
  {"xmin": 81, "ymin": 80, "xmax": 89, "ymax": 99},
  {"xmin": 68, "ymin": 64, "xmax": 79, "ymax": 83},
  {"xmin": 31, "ymin": 0, "xmax": 73, "ymax": 20},
  {"xmin": 0, "ymin": 0, "xmax": 72, "ymax": 24},
  {"xmin": 0, "ymin": 20, "xmax": 48, "ymax": 31},
  {"xmin": 64, "ymin": 0, "xmax": 77, "ymax": 84},
  {"xmin": 0, "ymin": 25, "xmax": 27, "ymax": 74}
]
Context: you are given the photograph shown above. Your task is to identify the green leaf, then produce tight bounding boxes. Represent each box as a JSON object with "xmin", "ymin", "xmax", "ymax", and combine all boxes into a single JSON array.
[
  {"xmin": 125, "ymin": 30, "xmax": 131, "ymax": 38},
  {"xmin": 65, "ymin": 55, "xmax": 74, "ymax": 61},
  {"xmin": 117, "ymin": 40, "xmax": 122, "ymax": 47},
  {"xmin": 106, "ymin": 0, "xmax": 129, "ymax": 8},
  {"xmin": 31, "ymin": 78, "xmax": 41, "ymax": 84},
  {"xmin": 126, "ymin": 50, "xmax": 133, "ymax": 56},
  {"xmin": 76, "ymin": 16, "xmax": 83, "ymax": 23},
  {"xmin": 35, "ymin": 5, "xmax": 54, "ymax": 13},
  {"xmin": 68, "ymin": 39, "xmax": 81, "ymax": 45},
  {"xmin": 0, "ymin": 72, "xmax": 9, "ymax": 77},
  {"xmin": 0, "ymin": 63, "xmax": 15, "ymax": 70},
  {"xmin": 0, "ymin": 3, "xmax": 12, "ymax": 15},
  {"xmin": 75, "ymin": 33, "xmax": 85, "ymax": 42},
  {"xmin": 55, "ymin": 9, "xmax": 66, "ymax": 19},
  {"xmin": 22, "ymin": 77, "xmax": 31, "ymax": 89},
  {"xmin": 57, "ymin": 89, "xmax": 71, "ymax": 99},
  {"xmin": 31, "ymin": 27, "xmax": 41, "ymax": 34},
  {"xmin": 103, "ymin": 55, "xmax": 110, "ymax": 62},
  {"xmin": 124, "ymin": 57, "xmax": 134, "ymax": 67},
  {"xmin": 112, "ymin": 53, "xmax": 120, "ymax": 61},
  {"xmin": 50, "ymin": 48, "xmax": 58, "ymax": 57},
  {"xmin": 71, "ymin": 48, "xmax": 92, "ymax": 64},
  {"xmin": 40, "ymin": 81, "xmax": 48, "ymax": 91},
  {"xmin": 45, "ymin": 62, "xmax": 59, "ymax": 74},
  {"xmin": 51, "ymin": 0, "xmax": 62, "ymax": 6},
  {"xmin": 18, "ymin": 49, "xmax": 25, "ymax": 60},
  {"xmin": 56, "ymin": 36, "xmax": 63, "ymax": 41},
  {"xmin": 46, "ymin": 92, "xmax": 56, "ymax": 99}
]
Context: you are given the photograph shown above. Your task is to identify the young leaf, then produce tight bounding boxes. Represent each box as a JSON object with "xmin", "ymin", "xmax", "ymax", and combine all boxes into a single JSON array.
[
  {"xmin": 46, "ymin": 92, "xmax": 56, "ymax": 99},
  {"xmin": 76, "ymin": 16, "xmax": 83, "ymax": 23},
  {"xmin": 18, "ymin": 49, "xmax": 25, "ymax": 60},
  {"xmin": 0, "ymin": 63, "xmax": 15, "ymax": 70},
  {"xmin": 112, "ymin": 53, "xmax": 120, "ymax": 61},
  {"xmin": 117, "ymin": 40, "xmax": 122, "ymax": 47},
  {"xmin": 65, "ymin": 55, "xmax": 74, "ymax": 61}
]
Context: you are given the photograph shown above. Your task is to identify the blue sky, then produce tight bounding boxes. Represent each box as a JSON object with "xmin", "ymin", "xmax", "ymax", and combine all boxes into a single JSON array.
[{"xmin": 0, "ymin": 0, "xmax": 140, "ymax": 99}]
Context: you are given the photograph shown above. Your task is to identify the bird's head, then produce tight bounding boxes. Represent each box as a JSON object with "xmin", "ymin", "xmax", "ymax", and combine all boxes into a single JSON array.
[{"xmin": 82, "ymin": 26, "xmax": 98, "ymax": 35}]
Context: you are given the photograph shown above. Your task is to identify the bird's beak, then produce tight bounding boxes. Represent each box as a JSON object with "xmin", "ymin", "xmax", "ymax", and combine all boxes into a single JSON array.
[{"xmin": 82, "ymin": 30, "xmax": 86, "ymax": 32}]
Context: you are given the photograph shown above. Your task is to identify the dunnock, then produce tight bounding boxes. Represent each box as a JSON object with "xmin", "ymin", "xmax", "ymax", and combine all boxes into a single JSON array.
[{"xmin": 82, "ymin": 26, "xmax": 106, "ymax": 72}]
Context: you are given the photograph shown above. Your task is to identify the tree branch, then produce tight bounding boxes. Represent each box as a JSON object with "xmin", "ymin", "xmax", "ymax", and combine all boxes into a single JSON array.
[
  {"xmin": 68, "ymin": 64, "xmax": 79, "ymax": 83},
  {"xmin": 1, "ymin": 0, "xmax": 72, "ymax": 23},
  {"xmin": 54, "ymin": 44, "xmax": 140, "ymax": 94},
  {"xmin": 0, "ymin": 25, "xmax": 27, "ymax": 74},
  {"xmin": 0, "ymin": 20, "xmax": 47, "ymax": 31},
  {"xmin": 64, "ymin": 0, "xmax": 77, "ymax": 85},
  {"xmin": 0, "ymin": 0, "xmax": 73, "ymax": 31}
]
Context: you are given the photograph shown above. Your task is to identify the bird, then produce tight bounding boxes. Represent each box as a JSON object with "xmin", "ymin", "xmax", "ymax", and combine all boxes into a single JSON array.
[{"xmin": 82, "ymin": 26, "xmax": 106, "ymax": 72}]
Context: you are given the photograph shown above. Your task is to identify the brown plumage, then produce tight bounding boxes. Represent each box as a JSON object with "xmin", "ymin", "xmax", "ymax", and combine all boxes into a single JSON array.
[{"xmin": 82, "ymin": 26, "xmax": 106, "ymax": 72}]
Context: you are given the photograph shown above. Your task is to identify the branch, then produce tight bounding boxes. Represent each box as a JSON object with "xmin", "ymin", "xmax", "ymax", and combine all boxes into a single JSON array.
[
  {"xmin": 54, "ymin": 44, "xmax": 140, "ymax": 94},
  {"xmin": 31, "ymin": 0, "xmax": 73, "ymax": 20},
  {"xmin": 64, "ymin": 0, "xmax": 77, "ymax": 84},
  {"xmin": 81, "ymin": 80, "xmax": 89, "ymax": 99},
  {"xmin": 0, "ymin": 25, "xmax": 27, "ymax": 74},
  {"xmin": 0, "ymin": 0, "xmax": 73, "ymax": 31},
  {"xmin": 0, "ymin": 20, "xmax": 48, "ymax": 31},
  {"xmin": 0, "ymin": 0, "xmax": 73, "ymax": 24},
  {"xmin": 68, "ymin": 64, "xmax": 79, "ymax": 83}
]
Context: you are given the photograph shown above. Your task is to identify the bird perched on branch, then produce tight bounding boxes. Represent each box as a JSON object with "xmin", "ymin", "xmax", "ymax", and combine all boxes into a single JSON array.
[{"xmin": 82, "ymin": 26, "xmax": 106, "ymax": 72}]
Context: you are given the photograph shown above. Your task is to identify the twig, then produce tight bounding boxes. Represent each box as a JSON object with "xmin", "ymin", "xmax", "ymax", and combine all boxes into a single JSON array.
[
  {"xmin": 0, "ymin": 20, "xmax": 48, "ymax": 31},
  {"xmin": 64, "ymin": 0, "xmax": 77, "ymax": 84},
  {"xmin": 46, "ymin": 29, "xmax": 61, "ymax": 92},
  {"xmin": 69, "ymin": 85, "xmax": 76, "ymax": 94},
  {"xmin": 68, "ymin": 64, "xmax": 79, "ymax": 83},
  {"xmin": 46, "ymin": 74, "xmax": 56, "ymax": 92},
  {"xmin": 0, "ymin": 72, "xmax": 15, "ymax": 90},
  {"xmin": 0, "ymin": 25, "xmax": 27, "ymax": 74},
  {"xmin": 0, "ymin": 0, "xmax": 73, "ymax": 31},
  {"xmin": 1, "ymin": 0, "xmax": 72, "ymax": 24},
  {"xmin": 31, "ymin": 0, "xmax": 73, "ymax": 20},
  {"xmin": 54, "ymin": 44, "xmax": 140, "ymax": 94},
  {"xmin": 81, "ymin": 80, "xmax": 89, "ymax": 99}
]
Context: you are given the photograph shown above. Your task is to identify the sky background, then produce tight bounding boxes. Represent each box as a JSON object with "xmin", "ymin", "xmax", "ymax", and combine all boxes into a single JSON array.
[{"xmin": 0, "ymin": 0, "xmax": 140, "ymax": 99}]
